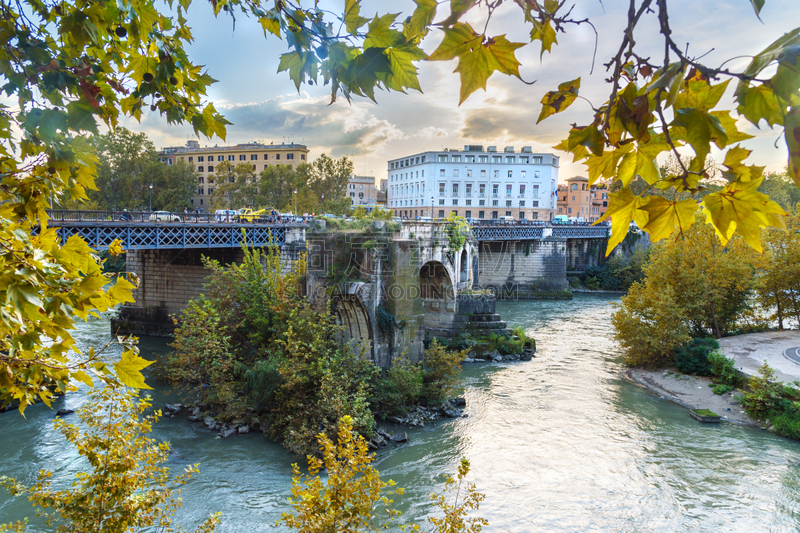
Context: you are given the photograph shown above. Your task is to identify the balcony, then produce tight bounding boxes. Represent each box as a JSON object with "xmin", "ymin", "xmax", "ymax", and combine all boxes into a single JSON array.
[
  {"xmin": 479, "ymin": 193, "xmax": 486, "ymax": 197},
  {"xmin": 439, "ymin": 192, "xmax": 445, "ymax": 197},
  {"xmin": 492, "ymin": 193, "xmax": 499, "ymax": 198},
  {"xmin": 465, "ymin": 192, "xmax": 472, "ymax": 197}
]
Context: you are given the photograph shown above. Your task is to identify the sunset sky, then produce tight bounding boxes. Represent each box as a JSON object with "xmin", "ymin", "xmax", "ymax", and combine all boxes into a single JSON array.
[{"xmin": 127, "ymin": 0, "xmax": 800, "ymax": 183}]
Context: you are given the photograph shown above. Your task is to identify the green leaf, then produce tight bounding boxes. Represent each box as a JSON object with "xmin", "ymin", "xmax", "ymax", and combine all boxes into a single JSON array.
[
  {"xmin": 363, "ymin": 13, "xmax": 402, "ymax": 49},
  {"xmin": 113, "ymin": 349, "xmax": 153, "ymax": 389},
  {"xmin": 428, "ymin": 22, "xmax": 479, "ymax": 62},
  {"xmin": 736, "ymin": 85, "xmax": 784, "ymax": 127},
  {"xmin": 530, "ymin": 19, "xmax": 557, "ymax": 58},
  {"xmin": 537, "ymin": 77, "xmax": 580, "ymax": 123},
  {"xmin": 406, "ymin": 0, "xmax": 437, "ymax": 38},
  {"xmin": 617, "ymin": 149, "xmax": 661, "ymax": 186},
  {"xmin": 344, "ymin": 0, "xmax": 369, "ymax": 35},
  {"xmin": 749, "ymin": 0, "xmax": 765, "ymax": 18},
  {"xmin": 450, "ymin": 33, "xmax": 525, "ymax": 105},
  {"xmin": 440, "ymin": 0, "xmax": 478, "ymax": 27},
  {"xmin": 672, "ymin": 108, "xmax": 728, "ymax": 162}
]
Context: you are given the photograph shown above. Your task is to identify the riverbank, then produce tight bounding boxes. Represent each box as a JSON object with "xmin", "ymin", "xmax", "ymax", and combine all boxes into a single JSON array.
[
  {"xmin": 624, "ymin": 368, "xmax": 759, "ymax": 426},
  {"xmin": 719, "ymin": 330, "xmax": 800, "ymax": 384}
]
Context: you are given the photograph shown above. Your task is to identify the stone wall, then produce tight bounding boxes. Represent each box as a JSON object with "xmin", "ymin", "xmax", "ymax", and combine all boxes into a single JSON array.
[
  {"xmin": 475, "ymin": 238, "xmax": 568, "ymax": 295},
  {"xmin": 565, "ymin": 237, "xmax": 608, "ymax": 272}
]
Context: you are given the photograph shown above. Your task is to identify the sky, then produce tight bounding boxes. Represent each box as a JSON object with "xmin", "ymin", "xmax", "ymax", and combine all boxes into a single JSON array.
[{"xmin": 127, "ymin": 0, "xmax": 800, "ymax": 183}]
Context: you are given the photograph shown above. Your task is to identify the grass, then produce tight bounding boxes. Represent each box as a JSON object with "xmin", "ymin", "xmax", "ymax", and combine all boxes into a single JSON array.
[{"xmin": 692, "ymin": 409, "xmax": 719, "ymax": 417}]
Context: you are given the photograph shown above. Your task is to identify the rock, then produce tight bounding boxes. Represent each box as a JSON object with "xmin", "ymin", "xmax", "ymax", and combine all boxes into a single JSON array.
[
  {"xmin": 441, "ymin": 407, "xmax": 461, "ymax": 418},
  {"xmin": 463, "ymin": 358, "xmax": 475, "ymax": 363},
  {"xmin": 204, "ymin": 417, "xmax": 218, "ymax": 430},
  {"xmin": 231, "ymin": 418, "xmax": 244, "ymax": 426},
  {"xmin": 377, "ymin": 427, "xmax": 391, "ymax": 439},
  {"xmin": 190, "ymin": 407, "xmax": 201, "ymax": 417},
  {"xmin": 164, "ymin": 403, "xmax": 181, "ymax": 414},
  {"xmin": 188, "ymin": 415, "xmax": 201, "ymax": 422},
  {"xmin": 370, "ymin": 434, "xmax": 387, "ymax": 448},
  {"xmin": 450, "ymin": 397, "xmax": 466, "ymax": 407},
  {"xmin": 237, "ymin": 425, "xmax": 250, "ymax": 434},
  {"xmin": 219, "ymin": 427, "xmax": 236, "ymax": 438},
  {"xmin": 768, "ymin": 425, "xmax": 776, "ymax": 432},
  {"xmin": 56, "ymin": 408, "xmax": 75, "ymax": 416},
  {"xmin": 367, "ymin": 440, "xmax": 378, "ymax": 450},
  {"xmin": 250, "ymin": 417, "xmax": 261, "ymax": 430},
  {"xmin": 389, "ymin": 431, "xmax": 408, "ymax": 443},
  {"xmin": 388, "ymin": 416, "xmax": 405, "ymax": 424}
]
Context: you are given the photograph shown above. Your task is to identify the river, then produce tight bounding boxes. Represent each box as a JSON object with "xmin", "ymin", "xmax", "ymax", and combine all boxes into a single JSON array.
[{"xmin": 2, "ymin": 295, "xmax": 800, "ymax": 532}]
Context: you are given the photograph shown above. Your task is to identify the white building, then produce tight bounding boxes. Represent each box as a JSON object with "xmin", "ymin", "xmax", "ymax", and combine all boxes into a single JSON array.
[
  {"xmin": 386, "ymin": 145, "xmax": 558, "ymax": 221},
  {"xmin": 346, "ymin": 175, "xmax": 379, "ymax": 205}
]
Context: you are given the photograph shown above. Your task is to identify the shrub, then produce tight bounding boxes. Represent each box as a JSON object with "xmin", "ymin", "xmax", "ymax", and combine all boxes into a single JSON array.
[
  {"xmin": 583, "ymin": 276, "xmax": 600, "ymax": 290},
  {"xmin": 245, "ymin": 357, "xmax": 285, "ymax": 411},
  {"xmin": 712, "ymin": 384, "xmax": 734, "ymax": 395},
  {"xmin": 422, "ymin": 339, "xmax": 467, "ymax": 405},
  {"xmin": 370, "ymin": 356, "xmax": 424, "ymax": 417},
  {"xmin": 771, "ymin": 406, "xmax": 800, "ymax": 439},
  {"xmin": 741, "ymin": 362, "xmax": 791, "ymax": 419},
  {"xmin": 674, "ymin": 337, "xmax": 719, "ymax": 375},
  {"xmin": 707, "ymin": 350, "xmax": 743, "ymax": 387}
]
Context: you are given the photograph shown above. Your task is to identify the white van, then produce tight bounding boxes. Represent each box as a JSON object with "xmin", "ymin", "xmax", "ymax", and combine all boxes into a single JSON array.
[
  {"xmin": 214, "ymin": 209, "xmax": 237, "ymax": 222},
  {"xmin": 498, "ymin": 215, "xmax": 515, "ymax": 222}
]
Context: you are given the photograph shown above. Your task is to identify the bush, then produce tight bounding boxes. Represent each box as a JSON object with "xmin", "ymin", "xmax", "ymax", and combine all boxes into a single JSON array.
[
  {"xmin": 707, "ymin": 349, "xmax": 743, "ymax": 387},
  {"xmin": 712, "ymin": 384, "xmax": 734, "ymax": 395},
  {"xmin": 422, "ymin": 339, "xmax": 467, "ymax": 405},
  {"xmin": 741, "ymin": 362, "xmax": 791, "ymax": 419},
  {"xmin": 581, "ymin": 249, "xmax": 648, "ymax": 291},
  {"xmin": 245, "ymin": 357, "xmax": 284, "ymax": 411},
  {"xmin": 370, "ymin": 356, "xmax": 424, "ymax": 417},
  {"xmin": 583, "ymin": 276, "xmax": 600, "ymax": 290},
  {"xmin": 771, "ymin": 406, "xmax": 800, "ymax": 439},
  {"xmin": 673, "ymin": 337, "xmax": 719, "ymax": 375}
]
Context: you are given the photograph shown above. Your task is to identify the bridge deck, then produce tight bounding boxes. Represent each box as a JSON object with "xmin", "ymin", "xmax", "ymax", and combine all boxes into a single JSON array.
[{"xmin": 49, "ymin": 221, "xmax": 291, "ymax": 250}]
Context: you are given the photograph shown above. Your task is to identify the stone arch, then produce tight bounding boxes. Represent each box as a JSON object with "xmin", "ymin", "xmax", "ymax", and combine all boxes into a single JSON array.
[
  {"xmin": 332, "ymin": 295, "xmax": 374, "ymax": 360},
  {"xmin": 420, "ymin": 260, "xmax": 455, "ymax": 300}
]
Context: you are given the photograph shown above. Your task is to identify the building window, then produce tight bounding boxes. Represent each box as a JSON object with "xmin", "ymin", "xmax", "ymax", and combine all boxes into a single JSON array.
[
  {"xmin": 480, "ymin": 170, "xmax": 486, "ymax": 177},
  {"xmin": 198, "ymin": 177, "xmax": 204, "ymax": 183},
  {"xmin": 506, "ymin": 184, "xmax": 512, "ymax": 196},
  {"xmin": 492, "ymin": 200, "xmax": 498, "ymax": 206},
  {"xmin": 492, "ymin": 211, "xmax": 498, "ymax": 219},
  {"xmin": 492, "ymin": 156, "xmax": 501, "ymax": 163},
  {"xmin": 252, "ymin": 165, "xmax": 256, "ymax": 170},
  {"xmin": 568, "ymin": 207, "xmax": 572, "ymax": 214},
  {"xmin": 453, "ymin": 169, "xmax": 459, "ymax": 177},
  {"xmin": 208, "ymin": 165, "xmax": 214, "ymax": 172},
  {"xmin": 453, "ymin": 199, "xmax": 458, "ymax": 205},
  {"xmin": 198, "ymin": 166, "xmax": 204, "ymax": 172},
  {"xmin": 521, "ymin": 170, "xmax": 526, "ymax": 178},
  {"xmin": 520, "ymin": 212, "xmax": 526, "ymax": 219},
  {"xmin": 439, "ymin": 199, "xmax": 445, "ymax": 205},
  {"xmin": 359, "ymin": 192, "xmax": 364, "ymax": 198},
  {"xmin": 508, "ymin": 170, "xmax": 513, "ymax": 178},
  {"xmin": 301, "ymin": 154, "xmax": 306, "ymax": 160},
  {"xmin": 452, "ymin": 210, "xmax": 458, "ymax": 216},
  {"xmin": 478, "ymin": 211, "xmax": 484, "ymax": 218},
  {"xmin": 533, "ymin": 157, "xmax": 542, "ymax": 164},
  {"xmin": 520, "ymin": 184, "xmax": 526, "ymax": 195},
  {"xmin": 532, "ymin": 212, "xmax": 538, "ymax": 219},
  {"xmin": 264, "ymin": 165, "xmax": 269, "ymax": 170},
  {"xmin": 479, "ymin": 155, "xmax": 488, "ymax": 163},
  {"xmin": 520, "ymin": 156, "xmax": 529, "ymax": 164},
  {"xmin": 506, "ymin": 156, "xmax": 515, "ymax": 163},
  {"xmin": 218, "ymin": 155, "xmax": 224, "ymax": 161},
  {"xmin": 452, "ymin": 155, "xmax": 461, "ymax": 162},
  {"xmin": 439, "ymin": 210, "xmax": 445, "ymax": 217},
  {"xmin": 198, "ymin": 188, "xmax": 204, "ymax": 195},
  {"xmin": 276, "ymin": 154, "xmax": 281, "ymax": 160},
  {"xmin": 440, "ymin": 169, "xmax": 445, "ymax": 177},
  {"xmin": 479, "ymin": 200, "xmax": 485, "ymax": 206},
  {"xmin": 438, "ymin": 155, "xmax": 448, "ymax": 162},
  {"xmin": 466, "ymin": 169, "xmax": 472, "ymax": 177},
  {"xmin": 492, "ymin": 184, "xmax": 499, "ymax": 197},
  {"xmin": 439, "ymin": 183, "xmax": 445, "ymax": 195},
  {"xmin": 494, "ymin": 170, "xmax": 499, "ymax": 178},
  {"xmin": 465, "ymin": 183, "xmax": 472, "ymax": 195},
  {"xmin": 533, "ymin": 184, "xmax": 539, "ymax": 196},
  {"xmin": 466, "ymin": 155, "xmax": 475, "ymax": 163},
  {"xmin": 452, "ymin": 183, "xmax": 459, "ymax": 195},
  {"xmin": 506, "ymin": 200, "xmax": 512, "ymax": 207},
  {"xmin": 228, "ymin": 155, "xmax": 234, "ymax": 161},
  {"xmin": 506, "ymin": 211, "xmax": 512, "ymax": 217},
  {"xmin": 287, "ymin": 153, "xmax": 294, "ymax": 159},
  {"xmin": 200, "ymin": 199, "xmax": 203, "ymax": 205},
  {"xmin": 571, "ymin": 184, "xmax": 578, "ymax": 191},
  {"xmin": 198, "ymin": 156, "xmax": 204, "ymax": 162},
  {"xmin": 479, "ymin": 184, "xmax": 486, "ymax": 196},
  {"xmin": 251, "ymin": 154, "xmax": 258, "ymax": 160},
  {"xmin": 188, "ymin": 156, "xmax": 193, "ymax": 162},
  {"xmin": 466, "ymin": 199, "xmax": 472, "ymax": 206},
  {"xmin": 532, "ymin": 201, "xmax": 539, "ymax": 207},
  {"xmin": 237, "ymin": 154, "xmax": 243, "ymax": 161},
  {"xmin": 465, "ymin": 210, "xmax": 472, "ymax": 218},
  {"xmin": 572, "ymin": 196, "xmax": 576, "ymax": 201},
  {"xmin": 208, "ymin": 188, "xmax": 214, "ymax": 195},
  {"xmin": 519, "ymin": 201, "xmax": 525, "ymax": 207}
]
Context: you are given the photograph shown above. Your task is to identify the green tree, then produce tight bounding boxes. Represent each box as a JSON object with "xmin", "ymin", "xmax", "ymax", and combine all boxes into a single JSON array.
[
  {"xmin": 209, "ymin": 161, "xmax": 258, "ymax": 210},
  {"xmin": 0, "ymin": 385, "xmax": 220, "ymax": 533},
  {"xmin": 759, "ymin": 170, "xmax": 800, "ymax": 211},
  {"xmin": 155, "ymin": 160, "xmax": 197, "ymax": 212},
  {"xmin": 306, "ymin": 154, "xmax": 355, "ymax": 213},
  {"xmin": 756, "ymin": 204, "xmax": 800, "ymax": 329}
]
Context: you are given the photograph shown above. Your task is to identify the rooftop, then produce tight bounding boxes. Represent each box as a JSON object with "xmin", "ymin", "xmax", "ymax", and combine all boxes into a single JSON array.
[{"xmin": 159, "ymin": 140, "xmax": 308, "ymax": 154}]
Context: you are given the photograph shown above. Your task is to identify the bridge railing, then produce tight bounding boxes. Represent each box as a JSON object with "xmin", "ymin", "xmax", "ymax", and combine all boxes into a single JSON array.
[
  {"xmin": 471, "ymin": 223, "xmax": 610, "ymax": 241},
  {"xmin": 46, "ymin": 210, "xmax": 310, "ymax": 225}
]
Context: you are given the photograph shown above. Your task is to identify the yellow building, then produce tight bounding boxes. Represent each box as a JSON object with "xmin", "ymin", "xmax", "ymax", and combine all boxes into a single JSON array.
[
  {"xmin": 158, "ymin": 140, "xmax": 310, "ymax": 212},
  {"xmin": 557, "ymin": 176, "xmax": 608, "ymax": 222}
]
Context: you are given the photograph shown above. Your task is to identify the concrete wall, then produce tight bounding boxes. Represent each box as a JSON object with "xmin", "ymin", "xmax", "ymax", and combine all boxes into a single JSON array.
[{"xmin": 476, "ymin": 238, "xmax": 568, "ymax": 294}]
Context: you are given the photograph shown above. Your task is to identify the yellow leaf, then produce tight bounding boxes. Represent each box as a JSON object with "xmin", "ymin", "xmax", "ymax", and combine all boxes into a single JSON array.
[
  {"xmin": 640, "ymin": 198, "xmax": 698, "ymax": 241},
  {"xmin": 71, "ymin": 370, "xmax": 94, "ymax": 387},
  {"xmin": 113, "ymin": 349, "xmax": 153, "ymax": 389},
  {"xmin": 597, "ymin": 188, "xmax": 650, "ymax": 255},
  {"xmin": 107, "ymin": 276, "xmax": 137, "ymax": 305},
  {"xmin": 786, "ymin": 106, "xmax": 800, "ymax": 188},
  {"xmin": 108, "ymin": 239, "xmax": 125, "ymax": 257}
]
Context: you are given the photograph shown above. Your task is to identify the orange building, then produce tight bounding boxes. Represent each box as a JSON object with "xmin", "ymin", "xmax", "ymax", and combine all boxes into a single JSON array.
[{"xmin": 557, "ymin": 176, "xmax": 608, "ymax": 222}]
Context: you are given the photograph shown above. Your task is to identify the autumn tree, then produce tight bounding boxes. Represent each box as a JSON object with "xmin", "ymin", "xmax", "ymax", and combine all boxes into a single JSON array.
[
  {"xmin": 0, "ymin": 385, "xmax": 220, "ymax": 533},
  {"xmin": 612, "ymin": 216, "xmax": 760, "ymax": 367},
  {"xmin": 756, "ymin": 204, "xmax": 800, "ymax": 329}
]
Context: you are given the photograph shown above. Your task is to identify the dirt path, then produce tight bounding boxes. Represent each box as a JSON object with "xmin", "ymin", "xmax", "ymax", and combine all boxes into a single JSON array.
[{"xmin": 625, "ymin": 368, "xmax": 759, "ymax": 427}]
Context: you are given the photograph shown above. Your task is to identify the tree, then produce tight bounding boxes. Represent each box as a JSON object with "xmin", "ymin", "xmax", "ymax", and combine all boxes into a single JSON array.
[
  {"xmin": 306, "ymin": 154, "xmax": 355, "ymax": 213},
  {"xmin": 612, "ymin": 215, "xmax": 759, "ymax": 367},
  {"xmin": 1, "ymin": 0, "xmax": 229, "ymax": 404},
  {"xmin": 756, "ymin": 204, "xmax": 800, "ymax": 329},
  {"xmin": 0, "ymin": 385, "xmax": 220, "ymax": 533}
]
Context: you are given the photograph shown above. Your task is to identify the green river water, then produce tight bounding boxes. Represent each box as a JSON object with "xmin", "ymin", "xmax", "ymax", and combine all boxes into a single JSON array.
[{"xmin": 2, "ymin": 294, "xmax": 800, "ymax": 532}]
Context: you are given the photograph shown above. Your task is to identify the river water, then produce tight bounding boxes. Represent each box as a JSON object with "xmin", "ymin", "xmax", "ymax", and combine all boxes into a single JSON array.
[{"xmin": 2, "ymin": 295, "xmax": 800, "ymax": 532}]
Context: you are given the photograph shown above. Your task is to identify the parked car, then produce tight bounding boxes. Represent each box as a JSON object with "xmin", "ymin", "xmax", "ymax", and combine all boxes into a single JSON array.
[
  {"xmin": 235, "ymin": 208, "xmax": 266, "ymax": 222},
  {"xmin": 215, "ymin": 209, "xmax": 238, "ymax": 222},
  {"xmin": 552, "ymin": 215, "xmax": 569, "ymax": 224},
  {"xmin": 148, "ymin": 211, "xmax": 181, "ymax": 222}
]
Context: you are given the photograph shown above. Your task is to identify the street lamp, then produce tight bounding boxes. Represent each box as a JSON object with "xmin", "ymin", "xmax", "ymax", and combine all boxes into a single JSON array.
[
  {"xmin": 149, "ymin": 184, "xmax": 153, "ymax": 212},
  {"xmin": 293, "ymin": 188, "xmax": 297, "ymax": 216},
  {"xmin": 321, "ymin": 193, "xmax": 325, "ymax": 214},
  {"xmin": 431, "ymin": 196, "xmax": 434, "ymax": 219}
]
